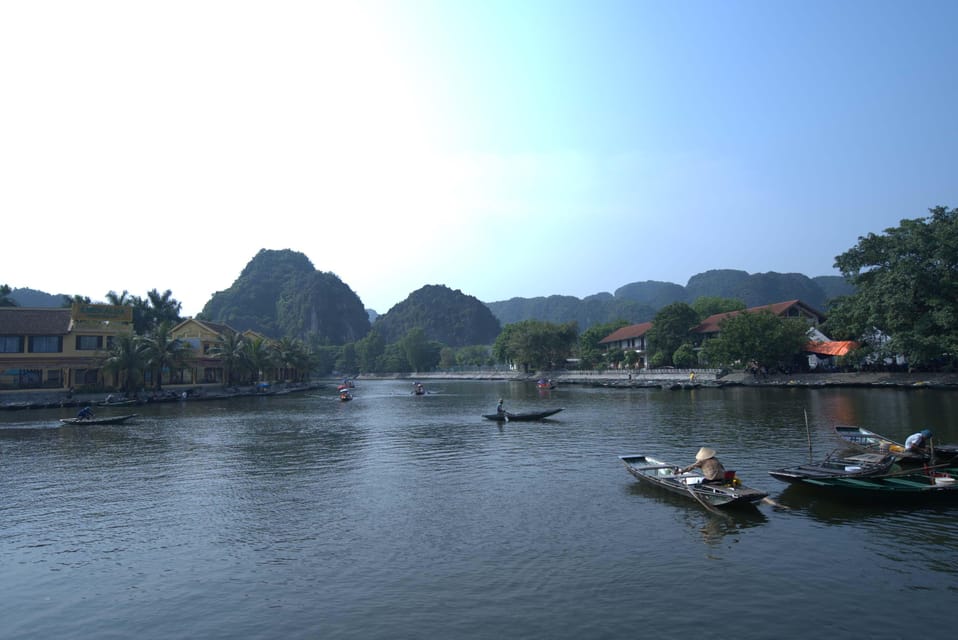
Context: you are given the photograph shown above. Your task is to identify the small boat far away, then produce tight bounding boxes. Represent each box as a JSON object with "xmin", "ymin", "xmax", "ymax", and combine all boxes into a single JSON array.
[
  {"xmin": 482, "ymin": 408, "xmax": 563, "ymax": 422},
  {"xmin": 59, "ymin": 413, "xmax": 139, "ymax": 426}
]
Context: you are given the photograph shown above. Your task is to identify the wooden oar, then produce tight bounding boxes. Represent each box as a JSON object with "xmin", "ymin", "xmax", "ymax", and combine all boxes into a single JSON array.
[{"xmin": 676, "ymin": 472, "xmax": 730, "ymax": 518}]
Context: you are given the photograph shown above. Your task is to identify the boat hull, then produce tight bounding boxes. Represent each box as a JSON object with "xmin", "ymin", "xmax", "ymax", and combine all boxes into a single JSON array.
[
  {"xmin": 769, "ymin": 452, "xmax": 898, "ymax": 484},
  {"xmin": 789, "ymin": 465, "xmax": 958, "ymax": 501},
  {"xmin": 619, "ymin": 454, "xmax": 767, "ymax": 509},
  {"xmin": 59, "ymin": 413, "xmax": 138, "ymax": 426},
  {"xmin": 482, "ymin": 408, "xmax": 563, "ymax": 422}
]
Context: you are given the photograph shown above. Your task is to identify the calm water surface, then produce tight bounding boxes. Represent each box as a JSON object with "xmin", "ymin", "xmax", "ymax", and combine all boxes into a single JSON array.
[{"xmin": 2, "ymin": 380, "xmax": 956, "ymax": 639}]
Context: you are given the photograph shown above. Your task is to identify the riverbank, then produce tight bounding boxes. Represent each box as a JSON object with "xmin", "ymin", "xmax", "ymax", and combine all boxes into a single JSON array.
[
  {"xmin": 0, "ymin": 381, "xmax": 328, "ymax": 411},
  {"xmin": 364, "ymin": 369, "xmax": 958, "ymax": 390},
  {"xmin": 4, "ymin": 370, "xmax": 957, "ymax": 410}
]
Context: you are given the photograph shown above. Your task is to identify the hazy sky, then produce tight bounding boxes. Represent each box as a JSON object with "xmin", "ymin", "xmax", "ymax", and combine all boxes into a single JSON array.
[{"xmin": 2, "ymin": 1, "xmax": 955, "ymax": 316}]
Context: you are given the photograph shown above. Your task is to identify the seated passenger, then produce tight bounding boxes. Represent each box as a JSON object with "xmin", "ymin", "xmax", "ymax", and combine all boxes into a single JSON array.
[{"xmin": 678, "ymin": 447, "xmax": 726, "ymax": 483}]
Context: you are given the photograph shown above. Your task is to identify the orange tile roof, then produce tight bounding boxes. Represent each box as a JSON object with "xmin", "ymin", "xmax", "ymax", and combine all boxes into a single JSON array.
[
  {"xmin": 599, "ymin": 322, "xmax": 653, "ymax": 344},
  {"xmin": 693, "ymin": 300, "xmax": 824, "ymax": 334},
  {"xmin": 805, "ymin": 340, "xmax": 859, "ymax": 356}
]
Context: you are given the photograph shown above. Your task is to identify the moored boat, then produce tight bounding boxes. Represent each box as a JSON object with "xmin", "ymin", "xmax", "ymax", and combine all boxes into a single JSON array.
[
  {"xmin": 784, "ymin": 464, "xmax": 958, "ymax": 500},
  {"xmin": 769, "ymin": 451, "xmax": 898, "ymax": 484},
  {"xmin": 619, "ymin": 454, "xmax": 768, "ymax": 509},
  {"xmin": 59, "ymin": 413, "xmax": 139, "ymax": 426},
  {"xmin": 834, "ymin": 425, "xmax": 958, "ymax": 463},
  {"xmin": 482, "ymin": 408, "xmax": 563, "ymax": 422}
]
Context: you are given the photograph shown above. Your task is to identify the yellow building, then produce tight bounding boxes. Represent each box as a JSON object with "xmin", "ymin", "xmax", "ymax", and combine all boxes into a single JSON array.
[
  {"xmin": 168, "ymin": 318, "xmax": 238, "ymax": 385},
  {"xmin": 0, "ymin": 303, "xmax": 134, "ymax": 391}
]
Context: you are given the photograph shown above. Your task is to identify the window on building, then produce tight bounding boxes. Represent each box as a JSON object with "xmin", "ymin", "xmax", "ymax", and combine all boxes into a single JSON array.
[
  {"xmin": 76, "ymin": 335, "xmax": 104, "ymax": 350},
  {"xmin": 47, "ymin": 370, "xmax": 62, "ymax": 387},
  {"xmin": 28, "ymin": 336, "xmax": 62, "ymax": 353},
  {"xmin": 0, "ymin": 335, "xmax": 23, "ymax": 353}
]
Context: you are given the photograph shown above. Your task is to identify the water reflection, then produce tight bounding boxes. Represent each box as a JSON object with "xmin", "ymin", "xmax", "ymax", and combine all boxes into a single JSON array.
[{"xmin": 625, "ymin": 481, "xmax": 769, "ymax": 544}]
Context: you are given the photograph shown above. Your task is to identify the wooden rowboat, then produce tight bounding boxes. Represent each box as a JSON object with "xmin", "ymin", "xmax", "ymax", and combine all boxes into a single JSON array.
[
  {"xmin": 482, "ymin": 408, "xmax": 563, "ymax": 422},
  {"xmin": 786, "ymin": 465, "xmax": 958, "ymax": 499},
  {"xmin": 619, "ymin": 454, "xmax": 767, "ymax": 509},
  {"xmin": 59, "ymin": 413, "xmax": 139, "ymax": 426},
  {"xmin": 834, "ymin": 425, "xmax": 958, "ymax": 463},
  {"xmin": 768, "ymin": 451, "xmax": 898, "ymax": 484}
]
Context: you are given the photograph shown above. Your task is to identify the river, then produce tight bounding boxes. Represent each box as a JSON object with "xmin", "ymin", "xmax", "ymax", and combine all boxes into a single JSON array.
[{"xmin": 1, "ymin": 379, "xmax": 956, "ymax": 639}]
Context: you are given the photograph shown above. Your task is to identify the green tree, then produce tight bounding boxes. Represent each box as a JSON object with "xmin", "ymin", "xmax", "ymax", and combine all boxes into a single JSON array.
[
  {"xmin": 455, "ymin": 345, "xmax": 492, "ymax": 367},
  {"xmin": 576, "ymin": 320, "xmax": 628, "ymax": 368},
  {"xmin": 400, "ymin": 327, "xmax": 441, "ymax": 372},
  {"xmin": 142, "ymin": 322, "xmax": 190, "ymax": 390},
  {"xmin": 62, "ymin": 294, "xmax": 91, "ymax": 307},
  {"xmin": 691, "ymin": 296, "xmax": 745, "ymax": 320},
  {"xmin": 146, "ymin": 289, "xmax": 183, "ymax": 332},
  {"xmin": 243, "ymin": 336, "xmax": 274, "ymax": 384},
  {"xmin": 106, "ymin": 289, "xmax": 132, "ymax": 306},
  {"xmin": 672, "ymin": 343, "xmax": 698, "ymax": 368},
  {"xmin": 355, "ymin": 330, "xmax": 386, "ymax": 373},
  {"xmin": 99, "ymin": 333, "xmax": 148, "ymax": 393},
  {"xmin": 0, "ymin": 284, "xmax": 17, "ymax": 307},
  {"xmin": 701, "ymin": 310, "xmax": 809, "ymax": 370},
  {"xmin": 646, "ymin": 303, "xmax": 699, "ymax": 366},
  {"xmin": 208, "ymin": 331, "xmax": 247, "ymax": 386},
  {"xmin": 336, "ymin": 343, "xmax": 358, "ymax": 374},
  {"xmin": 830, "ymin": 206, "xmax": 958, "ymax": 369},
  {"xmin": 493, "ymin": 320, "xmax": 577, "ymax": 371},
  {"xmin": 271, "ymin": 337, "xmax": 310, "ymax": 382}
]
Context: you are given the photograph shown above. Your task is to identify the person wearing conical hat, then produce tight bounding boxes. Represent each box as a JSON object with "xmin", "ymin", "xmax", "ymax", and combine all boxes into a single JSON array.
[{"xmin": 678, "ymin": 447, "xmax": 726, "ymax": 483}]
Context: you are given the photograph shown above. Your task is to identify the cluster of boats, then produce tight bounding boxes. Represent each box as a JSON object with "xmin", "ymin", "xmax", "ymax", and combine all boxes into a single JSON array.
[{"xmin": 621, "ymin": 425, "xmax": 958, "ymax": 511}]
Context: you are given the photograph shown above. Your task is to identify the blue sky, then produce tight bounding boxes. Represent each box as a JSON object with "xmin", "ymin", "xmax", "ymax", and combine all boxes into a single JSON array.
[{"xmin": 1, "ymin": 1, "xmax": 955, "ymax": 316}]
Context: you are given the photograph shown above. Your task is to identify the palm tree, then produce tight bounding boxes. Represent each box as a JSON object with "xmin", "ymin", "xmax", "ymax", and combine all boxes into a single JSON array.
[
  {"xmin": 243, "ymin": 336, "xmax": 274, "ymax": 386},
  {"xmin": 99, "ymin": 333, "xmax": 148, "ymax": 393},
  {"xmin": 146, "ymin": 289, "xmax": 183, "ymax": 331},
  {"xmin": 208, "ymin": 331, "xmax": 246, "ymax": 386},
  {"xmin": 142, "ymin": 322, "xmax": 189, "ymax": 391},
  {"xmin": 62, "ymin": 294, "xmax": 91, "ymax": 307},
  {"xmin": 106, "ymin": 289, "xmax": 132, "ymax": 306},
  {"xmin": 271, "ymin": 337, "xmax": 310, "ymax": 382}
]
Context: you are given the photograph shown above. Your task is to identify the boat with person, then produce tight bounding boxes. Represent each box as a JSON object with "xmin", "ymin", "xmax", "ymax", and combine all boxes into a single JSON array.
[
  {"xmin": 482, "ymin": 408, "xmax": 563, "ymax": 422},
  {"xmin": 59, "ymin": 413, "xmax": 139, "ymax": 426},
  {"xmin": 618, "ymin": 454, "xmax": 768, "ymax": 509},
  {"xmin": 834, "ymin": 425, "xmax": 958, "ymax": 463},
  {"xmin": 768, "ymin": 450, "xmax": 898, "ymax": 484}
]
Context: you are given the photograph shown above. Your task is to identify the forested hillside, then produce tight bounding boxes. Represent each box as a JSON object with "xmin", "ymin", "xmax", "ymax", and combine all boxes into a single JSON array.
[
  {"xmin": 199, "ymin": 249, "xmax": 369, "ymax": 344},
  {"xmin": 373, "ymin": 284, "xmax": 500, "ymax": 347},
  {"xmin": 487, "ymin": 270, "xmax": 854, "ymax": 330}
]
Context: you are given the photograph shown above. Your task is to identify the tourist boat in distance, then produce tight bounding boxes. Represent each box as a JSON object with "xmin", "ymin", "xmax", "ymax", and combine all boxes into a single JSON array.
[
  {"xmin": 619, "ymin": 454, "xmax": 768, "ymax": 509},
  {"xmin": 59, "ymin": 413, "xmax": 139, "ymax": 426},
  {"xmin": 768, "ymin": 451, "xmax": 898, "ymax": 484},
  {"xmin": 339, "ymin": 390, "xmax": 353, "ymax": 402},
  {"xmin": 536, "ymin": 378, "xmax": 556, "ymax": 390},
  {"xmin": 482, "ymin": 408, "xmax": 563, "ymax": 422},
  {"xmin": 834, "ymin": 425, "xmax": 958, "ymax": 463}
]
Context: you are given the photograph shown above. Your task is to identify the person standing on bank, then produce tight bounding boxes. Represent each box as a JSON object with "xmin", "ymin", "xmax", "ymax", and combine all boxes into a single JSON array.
[{"xmin": 678, "ymin": 447, "xmax": 726, "ymax": 483}]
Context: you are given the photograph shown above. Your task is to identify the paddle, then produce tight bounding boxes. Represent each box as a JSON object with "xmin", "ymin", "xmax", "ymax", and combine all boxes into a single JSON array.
[{"xmin": 675, "ymin": 468, "xmax": 730, "ymax": 518}]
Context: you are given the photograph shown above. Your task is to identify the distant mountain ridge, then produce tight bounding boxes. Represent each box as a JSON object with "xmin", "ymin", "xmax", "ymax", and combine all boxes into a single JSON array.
[
  {"xmin": 9, "ymin": 265, "xmax": 853, "ymax": 340},
  {"xmin": 486, "ymin": 270, "xmax": 853, "ymax": 329}
]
